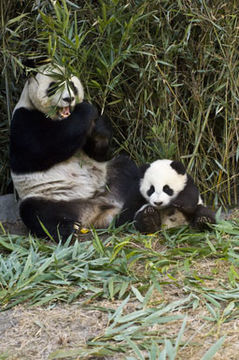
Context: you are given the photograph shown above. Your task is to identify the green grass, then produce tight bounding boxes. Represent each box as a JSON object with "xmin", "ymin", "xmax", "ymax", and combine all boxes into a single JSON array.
[
  {"xmin": 0, "ymin": 219, "xmax": 239, "ymax": 358},
  {"xmin": 0, "ymin": 220, "xmax": 237, "ymax": 310},
  {"xmin": 0, "ymin": 0, "xmax": 239, "ymax": 206}
]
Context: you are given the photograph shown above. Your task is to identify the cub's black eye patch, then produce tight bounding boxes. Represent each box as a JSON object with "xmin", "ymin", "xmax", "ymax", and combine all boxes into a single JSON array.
[
  {"xmin": 147, "ymin": 185, "xmax": 155, "ymax": 196},
  {"xmin": 47, "ymin": 82, "xmax": 58, "ymax": 97},
  {"xmin": 69, "ymin": 81, "xmax": 78, "ymax": 95},
  {"xmin": 163, "ymin": 185, "xmax": 174, "ymax": 196}
]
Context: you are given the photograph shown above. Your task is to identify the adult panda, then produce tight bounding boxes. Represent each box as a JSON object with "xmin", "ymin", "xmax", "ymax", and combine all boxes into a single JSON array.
[
  {"xmin": 116, "ymin": 159, "xmax": 216, "ymax": 232},
  {"xmin": 10, "ymin": 64, "xmax": 139, "ymax": 241}
]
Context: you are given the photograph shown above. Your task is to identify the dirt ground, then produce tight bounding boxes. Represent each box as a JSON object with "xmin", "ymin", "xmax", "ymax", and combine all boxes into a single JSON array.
[
  {"xmin": 0, "ymin": 303, "xmax": 112, "ymax": 359},
  {"xmin": 1, "ymin": 282, "xmax": 239, "ymax": 360}
]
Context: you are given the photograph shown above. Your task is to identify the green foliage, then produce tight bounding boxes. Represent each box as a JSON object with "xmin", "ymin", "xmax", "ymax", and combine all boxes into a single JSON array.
[
  {"xmin": 1, "ymin": 0, "xmax": 239, "ymax": 204},
  {"xmin": 1, "ymin": 220, "xmax": 239, "ymax": 309},
  {"xmin": 0, "ymin": 219, "xmax": 237, "ymax": 358}
]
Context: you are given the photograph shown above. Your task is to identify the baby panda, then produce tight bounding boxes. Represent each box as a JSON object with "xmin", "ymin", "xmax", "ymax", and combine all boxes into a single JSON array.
[
  {"xmin": 117, "ymin": 159, "xmax": 215, "ymax": 233},
  {"xmin": 10, "ymin": 64, "xmax": 138, "ymax": 241}
]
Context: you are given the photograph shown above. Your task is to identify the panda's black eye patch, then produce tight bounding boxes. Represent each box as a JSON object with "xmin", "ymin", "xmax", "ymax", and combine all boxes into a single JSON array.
[
  {"xmin": 47, "ymin": 82, "xmax": 58, "ymax": 97},
  {"xmin": 147, "ymin": 185, "xmax": 155, "ymax": 196},
  {"xmin": 69, "ymin": 81, "xmax": 78, "ymax": 95},
  {"xmin": 163, "ymin": 185, "xmax": 174, "ymax": 196}
]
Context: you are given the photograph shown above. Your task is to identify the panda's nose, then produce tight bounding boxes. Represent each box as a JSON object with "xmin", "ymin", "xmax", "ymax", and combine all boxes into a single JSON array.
[
  {"xmin": 154, "ymin": 201, "xmax": 163, "ymax": 207},
  {"xmin": 63, "ymin": 96, "xmax": 74, "ymax": 104}
]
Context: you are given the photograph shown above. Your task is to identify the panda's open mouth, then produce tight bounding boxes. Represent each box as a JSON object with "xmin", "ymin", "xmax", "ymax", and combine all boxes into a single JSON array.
[{"xmin": 58, "ymin": 106, "xmax": 71, "ymax": 119}]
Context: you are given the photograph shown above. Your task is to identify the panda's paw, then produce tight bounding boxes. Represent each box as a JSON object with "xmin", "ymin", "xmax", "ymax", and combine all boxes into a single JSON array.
[
  {"xmin": 135, "ymin": 205, "xmax": 161, "ymax": 233},
  {"xmin": 192, "ymin": 205, "xmax": 216, "ymax": 231},
  {"xmin": 194, "ymin": 217, "xmax": 212, "ymax": 231}
]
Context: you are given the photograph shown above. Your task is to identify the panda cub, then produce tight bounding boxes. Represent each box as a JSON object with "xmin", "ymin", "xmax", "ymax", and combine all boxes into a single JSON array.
[
  {"xmin": 10, "ymin": 64, "xmax": 138, "ymax": 241},
  {"xmin": 117, "ymin": 159, "xmax": 215, "ymax": 232}
]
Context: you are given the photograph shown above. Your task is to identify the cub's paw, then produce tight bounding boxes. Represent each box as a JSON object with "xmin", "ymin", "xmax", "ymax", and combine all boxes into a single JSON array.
[
  {"xmin": 192, "ymin": 205, "xmax": 216, "ymax": 231},
  {"xmin": 134, "ymin": 205, "xmax": 161, "ymax": 233}
]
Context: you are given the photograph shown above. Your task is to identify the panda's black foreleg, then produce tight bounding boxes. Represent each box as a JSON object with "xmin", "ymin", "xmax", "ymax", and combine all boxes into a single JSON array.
[
  {"xmin": 107, "ymin": 155, "xmax": 140, "ymax": 200},
  {"xmin": 191, "ymin": 204, "xmax": 216, "ymax": 230},
  {"xmin": 115, "ymin": 191, "xmax": 146, "ymax": 227},
  {"xmin": 19, "ymin": 198, "xmax": 80, "ymax": 242},
  {"xmin": 83, "ymin": 114, "xmax": 113, "ymax": 162},
  {"xmin": 109, "ymin": 155, "xmax": 146, "ymax": 227}
]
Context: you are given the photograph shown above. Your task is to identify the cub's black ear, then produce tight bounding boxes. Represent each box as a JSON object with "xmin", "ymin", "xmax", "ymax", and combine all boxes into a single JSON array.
[
  {"xmin": 139, "ymin": 163, "xmax": 150, "ymax": 178},
  {"xmin": 170, "ymin": 161, "xmax": 186, "ymax": 175}
]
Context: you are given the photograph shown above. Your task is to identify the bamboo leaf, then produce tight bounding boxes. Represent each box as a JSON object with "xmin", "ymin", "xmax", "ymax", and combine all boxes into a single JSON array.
[{"xmin": 201, "ymin": 336, "xmax": 225, "ymax": 360}]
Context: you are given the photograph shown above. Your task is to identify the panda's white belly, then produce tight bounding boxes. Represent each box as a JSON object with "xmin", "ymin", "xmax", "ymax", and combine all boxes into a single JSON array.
[{"xmin": 11, "ymin": 154, "xmax": 107, "ymax": 201}]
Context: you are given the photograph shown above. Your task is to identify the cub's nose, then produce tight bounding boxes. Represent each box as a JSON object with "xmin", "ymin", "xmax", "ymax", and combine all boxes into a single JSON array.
[
  {"xmin": 63, "ymin": 96, "xmax": 74, "ymax": 104},
  {"xmin": 154, "ymin": 201, "xmax": 163, "ymax": 207}
]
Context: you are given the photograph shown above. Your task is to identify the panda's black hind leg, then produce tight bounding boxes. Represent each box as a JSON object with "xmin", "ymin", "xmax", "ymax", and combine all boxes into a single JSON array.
[
  {"xmin": 20, "ymin": 197, "xmax": 80, "ymax": 242},
  {"xmin": 134, "ymin": 205, "xmax": 162, "ymax": 233}
]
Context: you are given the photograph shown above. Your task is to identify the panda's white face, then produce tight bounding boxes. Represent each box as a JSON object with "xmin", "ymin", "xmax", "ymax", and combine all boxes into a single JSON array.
[
  {"xmin": 16, "ymin": 65, "xmax": 84, "ymax": 120},
  {"xmin": 140, "ymin": 159, "xmax": 187, "ymax": 208}
]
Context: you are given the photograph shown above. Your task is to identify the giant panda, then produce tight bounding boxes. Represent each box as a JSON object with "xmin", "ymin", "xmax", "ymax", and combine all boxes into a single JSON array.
[
  {"xmin": 116, "ymin": 159, "xmax": 216, "ymax": 232},
  {"xmin": 10, "ymin": 64, "xmax": 139, "ymax": 241}
]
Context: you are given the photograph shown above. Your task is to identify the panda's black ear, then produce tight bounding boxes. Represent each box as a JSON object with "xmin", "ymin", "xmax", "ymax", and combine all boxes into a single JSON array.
[
  {"xmin": 22, "ymin": 56, "xmax": 51, "ymax": 69},
  {"xmin": 139, "ymin": 163, "xmax": 150, "ymax": 178},
  {"xmin": 170, "ymin": 161, "xmax": 186, "ymax": 175}
]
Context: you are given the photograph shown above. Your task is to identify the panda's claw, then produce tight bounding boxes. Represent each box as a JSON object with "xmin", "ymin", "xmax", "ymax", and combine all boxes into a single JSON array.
[
  {"xmin": 198, "ymin": 216, "xmax": 207, "ymax": 223},
  {"xmin": 135, "ymin": 205, "xmax": 161, "ymax": 233},
  {"xmin": 72, "ymin": 221, "xmax": 87, "ymax": 241},
  {"xmin": 73, "ymin": 221, "xmax": 81, "ymax": 231},
  {"xmin": 145, "ymin": 206, "xmax": 156, "ymax": 214},
  {"xmin": 197, "ymin": 216, "xmax": 214, "ymax": 224}
]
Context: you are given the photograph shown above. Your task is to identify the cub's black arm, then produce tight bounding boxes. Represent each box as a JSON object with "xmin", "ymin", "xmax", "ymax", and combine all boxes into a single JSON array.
[{"xmin": 172, "ymin": 175, "xmax": 200, "ymax": 215}]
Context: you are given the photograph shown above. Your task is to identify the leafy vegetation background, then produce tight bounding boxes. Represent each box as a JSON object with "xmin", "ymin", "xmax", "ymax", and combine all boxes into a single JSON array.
[{"xmin": 1, "ymin": 0, "xmax": 238, "ymax": 208}]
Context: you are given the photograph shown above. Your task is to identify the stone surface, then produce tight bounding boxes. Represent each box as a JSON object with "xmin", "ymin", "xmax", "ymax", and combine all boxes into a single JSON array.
[
  {"xmin": 0, "ymin": 194, "xmax": 28, "ymax": 235},
  {"xmin": 0, "ymin": 193, "xmax": 20, "ymax": 222}
]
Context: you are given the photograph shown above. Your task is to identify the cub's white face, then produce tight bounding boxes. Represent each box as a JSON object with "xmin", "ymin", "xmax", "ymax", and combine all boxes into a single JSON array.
[
  {"xmin": 140, "ymin": 159, "xmax": 187, "ymax": 208},
  {"xmin": 15, "ymin": 64, "xmax": 84, "ymax": 120}
]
